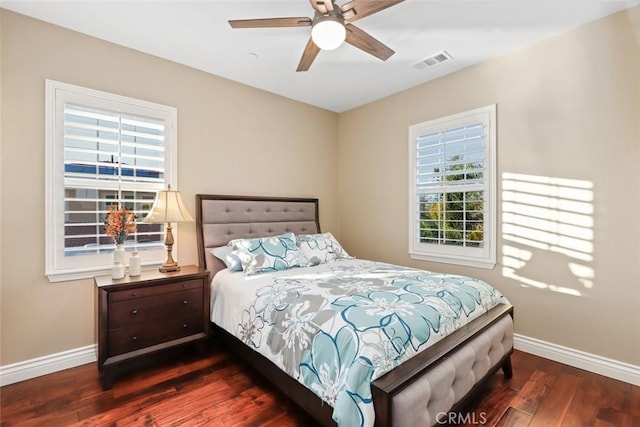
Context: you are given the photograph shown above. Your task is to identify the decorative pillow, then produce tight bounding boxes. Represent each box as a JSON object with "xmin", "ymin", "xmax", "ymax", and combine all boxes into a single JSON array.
[
  {"xmin": 229, "ymin": 232, "xmax": 307, "ymax": 275},
  {"xmin": 210, "ymin": 246, "xmax": 243, "ymax": 272},
  {"xmin": 297, "ymin": 232, "xmax": 351, "ymax": 266}
]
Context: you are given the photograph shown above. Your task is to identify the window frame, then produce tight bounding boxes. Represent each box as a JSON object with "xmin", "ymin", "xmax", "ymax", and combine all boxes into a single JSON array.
[
  {"xmin": 45, "ymin": 80, "xmax": 178, "ymax": 282},
  {"xmin": 408, "ymin": 104, "xmax": 497, "ymax": 269}
]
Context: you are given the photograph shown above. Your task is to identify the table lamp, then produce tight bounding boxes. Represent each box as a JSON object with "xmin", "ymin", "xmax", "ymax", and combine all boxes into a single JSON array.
[{"xmin": 143, "ymin": 185, "xmax": 194, "ymax": 272}]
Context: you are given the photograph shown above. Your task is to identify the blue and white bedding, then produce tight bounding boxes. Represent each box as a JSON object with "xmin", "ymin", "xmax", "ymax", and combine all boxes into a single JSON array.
[{"xmin": 210, "ymin": 259, "xmax": 506, "ymax": 427}]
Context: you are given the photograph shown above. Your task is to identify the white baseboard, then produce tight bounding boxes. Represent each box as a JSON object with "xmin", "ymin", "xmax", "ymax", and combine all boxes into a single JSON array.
[
  {"xmin": 1, "ymin": 337, "xmax": 638, "ymax": 388},
  {"xmin": 0, "ymin": 344, "xmax": 97, "ymax": 387},
  {"xmin": 514, "ymin": 334, "xmax": 640, "ymax": 386}
]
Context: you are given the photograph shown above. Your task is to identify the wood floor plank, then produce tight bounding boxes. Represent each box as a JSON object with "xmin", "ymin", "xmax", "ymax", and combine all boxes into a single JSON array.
[
  {"xmin": 462, "ymin": 380, "xmax": 519, "ymax": 427},
  {"xmin": 562, "ymin": 368, "xmax": 607, "ymax": 427},
  {"xmin": 527, "ymin": 371, "xmax": 581, "ymax": 427},
  {"xmin": 1, "ymin": 345, "xmax": 638, "ymax": 427},
  {"xmin": 630, "ymin": 384, "xmax": 640, "ymax": 426},
  {"xmin": 495, "ymin": 407, "xmax": 532, "ymax": 427},
  {"xmin": 509, "ymin": 369, "xmax": 555, "ymax": 416},
  {"xmin": 111, "ymin": 350, "xmax": 227, "ymax": 398}
]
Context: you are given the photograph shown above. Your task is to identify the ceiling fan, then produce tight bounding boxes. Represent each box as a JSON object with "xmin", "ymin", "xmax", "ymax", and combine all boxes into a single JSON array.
[{"xmin": 229, "ymin": 0, "xmax": 405, "ymax": 72}]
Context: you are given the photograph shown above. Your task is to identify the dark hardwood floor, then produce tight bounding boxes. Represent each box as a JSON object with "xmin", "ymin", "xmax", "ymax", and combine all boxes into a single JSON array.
[{"xmin": 1, "ymin": 339, "xmax": 638, "ymax": 426}]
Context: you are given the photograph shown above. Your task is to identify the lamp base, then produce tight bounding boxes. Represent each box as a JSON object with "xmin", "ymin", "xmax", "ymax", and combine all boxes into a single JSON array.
[
  {"xmin": 159, "ymin": 222, "xmax": 180, "ymax": 273},
  {"xmin": 159, "ymin": 263, "xmax": 180, "ymax": 273}
]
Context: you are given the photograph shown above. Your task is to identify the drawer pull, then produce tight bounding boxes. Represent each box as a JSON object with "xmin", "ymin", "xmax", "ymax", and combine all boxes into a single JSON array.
[
  {"xmin": 182, "ymin": 283, "xmax": 187, "ymax": 288},
  {"xmin": 132, "ymin": 336, "xmax": 138, "ymax": 341},
  {"xmin": 132, "ymin": 292, "xmax": 137, "ymax": 296},
  {"xmin": 131, "ymin": 309, "xmax": 139, "ymax": 315},
  {"xmin": 182, "ymin": 300, "xmax": 188, "ymax": 305},
  {"xmin": 182, "ymin": 324, "xmax": 188, "ymax": 328}
]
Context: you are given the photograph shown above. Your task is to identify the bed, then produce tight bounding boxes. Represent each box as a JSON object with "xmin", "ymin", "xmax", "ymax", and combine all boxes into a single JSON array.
[{"xmin": 196, "ymin": 194, "xmax": 513, "ymax": 427}]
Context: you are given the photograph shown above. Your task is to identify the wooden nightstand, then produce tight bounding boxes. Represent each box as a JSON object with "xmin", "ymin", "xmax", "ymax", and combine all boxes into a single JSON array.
[{"xmin": 95, "ymin": 265, "xmax": 210, "ymax": 390}]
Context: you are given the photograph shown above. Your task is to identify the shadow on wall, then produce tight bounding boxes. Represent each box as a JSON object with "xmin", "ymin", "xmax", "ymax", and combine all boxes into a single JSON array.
[{"xmin": 501, "ymin": 172, "xmax": 594, "ymax": 297}]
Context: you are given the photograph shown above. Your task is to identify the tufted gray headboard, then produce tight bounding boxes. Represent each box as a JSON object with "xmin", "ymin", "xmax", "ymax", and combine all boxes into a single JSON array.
[{"xmin": 195, "ymin": 195, "xmax": 320, "ymax": 279}]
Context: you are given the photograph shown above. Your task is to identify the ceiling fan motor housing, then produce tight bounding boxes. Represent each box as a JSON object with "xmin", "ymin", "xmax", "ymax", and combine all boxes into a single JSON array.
[{"xmin": 311, "ymin": 10, "xmax": 346, "ymax": 50}]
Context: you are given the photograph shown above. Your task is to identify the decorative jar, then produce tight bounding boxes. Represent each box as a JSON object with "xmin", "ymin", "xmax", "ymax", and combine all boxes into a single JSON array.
[
  {"xmin": 129, "ymin": 252, "xmax": 141, "ymax": 276},
  {"xmin": 112, "ymin": 262, "xmax": 125, "ymax": 280},
  {"xmin": 113, "ymin": 244, "xmax": 127, "ymax": 266}
]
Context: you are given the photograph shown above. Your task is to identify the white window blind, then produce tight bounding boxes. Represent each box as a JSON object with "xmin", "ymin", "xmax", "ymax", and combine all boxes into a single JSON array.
[
  {"xmin": 63, "ymin": 104, "xmax": 165, "ymax": 256},
  {"xmin": 46, "ymin": 80, "xmax": 177, "ymax": 282},
  {"xmin": 408, "ymin": 105, "xmax": 496, "ymax": 269}
]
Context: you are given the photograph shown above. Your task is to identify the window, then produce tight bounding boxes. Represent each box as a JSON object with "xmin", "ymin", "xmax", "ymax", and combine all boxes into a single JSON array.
[
  {"xmin": 45, "ymin": 80, "xmax": 177, "ymax": 282},
  {"xmin": 408, "ymin": 105, "xmax": 496, "ymax": 269}
]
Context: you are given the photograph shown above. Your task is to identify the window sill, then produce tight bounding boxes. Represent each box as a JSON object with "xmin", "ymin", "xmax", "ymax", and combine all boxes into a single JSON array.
[
  {"xmin": 46, "ymin": 263, "xmax": 161, "ymax": 283},
  {"xmin": 409, "ymin": 252, "xmax": 496, "ymax": 270}
]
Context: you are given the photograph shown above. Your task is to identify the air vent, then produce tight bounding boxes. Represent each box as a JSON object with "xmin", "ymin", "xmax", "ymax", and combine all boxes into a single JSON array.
[{"xmin": 414, "ymin": 50, "xmax": 453, "ymax": 70}]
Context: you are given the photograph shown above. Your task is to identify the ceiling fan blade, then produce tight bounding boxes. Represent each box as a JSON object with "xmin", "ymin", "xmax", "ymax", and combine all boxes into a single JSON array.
[
  {"xmin": 296, "ymin": 38, "xmax": 321, "ymax": 72},
  {"xmin": 345, "ymin": 24, "xmax": 394, "ymax": 61},
  {"xmin": 229, "ymin": 17, "xmax": 312, "ymax": 29},
  {"xmin": 340, "ymin": 0, "xmax": 404, "ymax": 23},
  {"xmin": 309, "ymin": 0, "xmax": 334, "ymax": 13}
]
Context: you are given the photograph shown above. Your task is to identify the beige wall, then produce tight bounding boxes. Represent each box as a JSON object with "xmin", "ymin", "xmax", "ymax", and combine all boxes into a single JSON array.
[
  {"xmin": 1, "ymin": 6, "xmax": 639, "ymax": 370},
  {"xmin": 0, "ymin": 10, "xmax": 339, "ymax": 365},
  {"xmin": 338, "ymin": 8, "xmax": 640, "ymax": 365}
]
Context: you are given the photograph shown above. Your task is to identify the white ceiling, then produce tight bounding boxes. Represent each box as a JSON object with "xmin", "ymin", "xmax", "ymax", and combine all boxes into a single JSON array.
[{"xmin": 2, "ymin": 0, "xmax": 638, "ymax": 112}]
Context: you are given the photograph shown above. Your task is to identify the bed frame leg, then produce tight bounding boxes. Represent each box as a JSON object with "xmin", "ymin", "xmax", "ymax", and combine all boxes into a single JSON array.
[{"xmin": 501, "ymin": 355, "xmax": 513, "ymax": 378}]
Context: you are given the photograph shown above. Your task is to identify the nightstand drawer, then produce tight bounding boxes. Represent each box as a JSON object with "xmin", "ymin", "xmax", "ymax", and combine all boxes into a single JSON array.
[
  {"xmin": 108, "ymin": 311, "xmax": 204, "ymax": 356},
  {"xmin": 109, "ymin": 279, "xmax": 203, "ymax": 302},
  {"xmin": 108, "ymin": 288, "xmax": 203, "ymax": 329}
]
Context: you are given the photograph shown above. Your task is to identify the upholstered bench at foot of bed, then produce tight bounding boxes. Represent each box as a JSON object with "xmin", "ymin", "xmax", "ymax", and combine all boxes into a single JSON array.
[{"xmin": 390, "ymin": 315, "xmax": 514, "ymax": 427}]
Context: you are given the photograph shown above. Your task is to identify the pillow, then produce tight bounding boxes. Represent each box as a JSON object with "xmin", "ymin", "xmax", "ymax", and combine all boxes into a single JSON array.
[
  {"xmin": 229, "ymin": 232, "xmax": 307, "ymax": 275},
  {"xmin": 297, "ymin": 232, "xmax": 351, "ymax": 266},
  {"xmin": 210, "ymin": 246, "xmax": 243, "ymax": 272}
]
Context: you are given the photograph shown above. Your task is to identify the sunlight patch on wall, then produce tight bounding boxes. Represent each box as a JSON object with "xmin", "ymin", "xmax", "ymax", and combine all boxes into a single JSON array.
[{"xmin": 502, "ymin": 173, "xmax": 594, "ymax": 296}]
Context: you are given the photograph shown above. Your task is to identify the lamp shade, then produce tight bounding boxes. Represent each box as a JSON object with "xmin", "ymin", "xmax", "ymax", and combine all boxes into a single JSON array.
[
  {"xmin": 143, "ymin": 187, "xmax": 194, "ymax": 224},
  {"xmin": 311, "ymin": 15, "xmax": 346, "ymax": 50}
]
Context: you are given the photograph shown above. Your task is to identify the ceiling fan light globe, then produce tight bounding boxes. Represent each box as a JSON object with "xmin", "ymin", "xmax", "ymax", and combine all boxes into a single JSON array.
[{"xmin": 311, "ymin": 18, "xmax": 346, "ymax": 50}]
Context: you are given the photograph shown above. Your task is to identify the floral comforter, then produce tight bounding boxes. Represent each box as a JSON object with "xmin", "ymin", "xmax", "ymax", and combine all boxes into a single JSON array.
[{"xmin": 210, "ymin": 259, "xmax": 506, "ymax": 427}]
